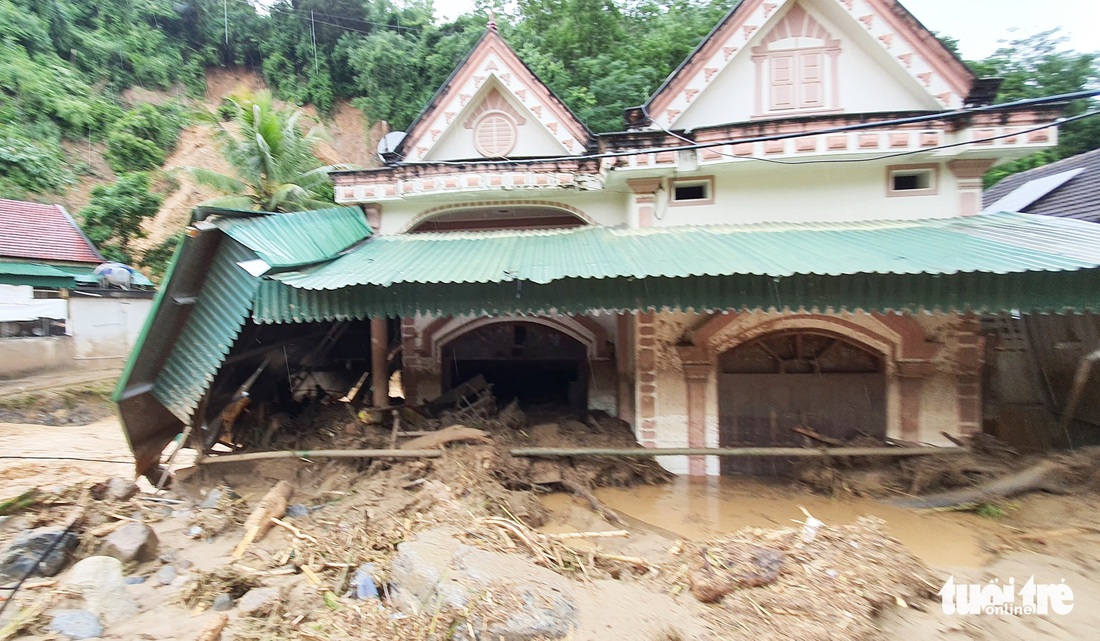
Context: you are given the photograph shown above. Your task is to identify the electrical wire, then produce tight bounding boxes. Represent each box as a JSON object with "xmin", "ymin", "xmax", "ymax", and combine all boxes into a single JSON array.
[{"xmin": 356, "ymin": 89, "xmax": 1100, "ymax": 169}]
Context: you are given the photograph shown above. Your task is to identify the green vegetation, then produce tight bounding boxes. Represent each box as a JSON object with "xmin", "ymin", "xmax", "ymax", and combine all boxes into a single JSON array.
[
  {"xmin": 0, "ymin": 0, "xmax": 1096, "ymax": 236},
  {"xmin": 188, "ymin": 91, "xmax": 345, "ymax": 212},
  {"xmin": 80, "ymin": 172, "xmax": 164, "ymax": 264}
]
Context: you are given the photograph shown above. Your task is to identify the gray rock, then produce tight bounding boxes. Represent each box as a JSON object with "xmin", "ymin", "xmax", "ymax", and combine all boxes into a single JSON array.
[
  {"xmin": 67, "ymin": 556, "xmax": 139, "ymax": 625},
  {"xmin": 154, "ymin": 564, "xmax": 177, "ymax": 586},
  {"xmin": 391, "ymin": 528, "xmax": 577, "ymax": 640},
  {"xmin": 285, "ymin": 503, "xmax": 309, "ymax": 518},
  {"xmin": 236, "ymin": 587, "xmax": 280, "ymax": 616},
  {"xmin": 124, "ymin": 575, "xmax": 146, "ymax": 584},
  {"xmin": 212, "ymin": 593, "xmax": 234, "ymax": 611},
  {"xmin": 101, "ymin": 522, "xmax": 159, "ymax": 563},
  {"xmin": 199, "ymin": 489, "xmax": 222, "ymax": 509},
  {"xmin": 105, "ymin": 478, "xmax": 139, "ymax": 501},
  {"xmin": 48, "ymin": 609, "xmax": 103, "ymax": 639},
  {"xmin": 0, "ymin": 526, "xmax": 78, "ymax": 579}
]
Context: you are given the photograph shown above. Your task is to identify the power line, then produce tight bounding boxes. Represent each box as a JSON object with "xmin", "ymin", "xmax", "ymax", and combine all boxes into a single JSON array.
[{"xmin": 354, "ymin": 89, "xmax": 1100, "ymax": 169}]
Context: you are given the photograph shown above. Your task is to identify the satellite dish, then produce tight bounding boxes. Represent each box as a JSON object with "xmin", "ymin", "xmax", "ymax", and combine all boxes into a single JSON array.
[{"xmin": 377, "ymin": 131, "xmax": 406, "ymax": 163}]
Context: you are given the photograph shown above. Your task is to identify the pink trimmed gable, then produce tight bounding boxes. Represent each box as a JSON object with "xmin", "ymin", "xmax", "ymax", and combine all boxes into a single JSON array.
[
  {"xmin": 399, "ymin": 30, "xmax": 590, "ymax": 162},
  {"xmin": 644, "ymin": 0, "xmax": 977, "ymax": 130},
  {"xmin": 0, "ymin": 198, "xmax": 103, "ymax": 264}
]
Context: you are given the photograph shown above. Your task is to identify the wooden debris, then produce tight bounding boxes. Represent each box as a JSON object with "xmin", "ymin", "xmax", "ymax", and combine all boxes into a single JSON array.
[
  {"xmin": 890, "ymin": 460, "xmax": 1067, "ymax": 509},
  {"xmin": 792, "ymin": 425, "xmax": 844, "ymax": 447},
  {"xmin": 232, "ymin": 481, "xmax": 293, "ymax": 560},
  {"xmin": 544, "ymin": 530, "xmax": 630, "ymax": 540},
  {"xmin": 560, "ymin": 470, "xmax": 626, "ymax": 527},
  {"xmin": 271, "ymin": 517, "xmax": 320, "ymax": 544},
  {"xmin": 194, "ymin": 613, "xmax": 228, "ymax": 641},
  {"xmin": 399, "ymin": 425, "xmax": 491, "ymax": 450}
]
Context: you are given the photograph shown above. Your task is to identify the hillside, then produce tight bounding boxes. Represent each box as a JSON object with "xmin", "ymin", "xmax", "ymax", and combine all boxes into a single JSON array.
[{"xmin": 1, "ymin": 0, "xmax": 1096, "ymax": 279}]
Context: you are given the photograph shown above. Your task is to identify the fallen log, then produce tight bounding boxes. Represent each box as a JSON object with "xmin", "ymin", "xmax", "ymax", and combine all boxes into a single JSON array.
[
  {"xmin": 561, "ymin": 469, "xmax": 626, "ymax": 527},
  {"xmin": 399, "ymin": 425, "xmax": 491, "ymax": 450},
  {"xmin": 194, "ymin": 613, "xmax": 228, "ymax": 641},
  {"xmin": 232, "ymin": 481, "xmax": 293, "ymax": 560},
  {"xmin": 889, "ymin": 460, "xmax": 1067, "ymax": 509}
]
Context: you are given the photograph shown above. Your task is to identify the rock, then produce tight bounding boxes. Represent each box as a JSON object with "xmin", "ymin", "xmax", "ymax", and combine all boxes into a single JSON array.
[
  {"xmin": 101, "ymin": 522, "xmax": 159, "ymax": 563},
  {"xmin": 154, "ymin": 564, "xmax": 177, "ymax": 586},
  {"xmin": 353, "ymin": 563, "xmax": 379, "ymax": 600},
  {"xmin": 0, "ymin": 526, "xmax": 78, "ymax": 579},
  {"xmin": 236, "ymin": 587, "xmax": 280, "ymax": 616},
  {"xmin": 199, "ymin": 489, "xmax": 222, "ymax": 510},
  {"xmin": 67, "ymin": 556, "xmax": 139, "ymax": 625},
  {"xmin": 391, "ymin": 528, "xmax": 577, "ymax": 640},
  {"xmin": 106, "ymin": 478, "xmax": 139, "ymax": 501},
  {"xmin": 285, "ymin": 504, "xmax": 309, "ymax": 518},
  {"xmin": 124, "ymin": 575, "xmax": 146, "ymax": 584},
  {"xmin": 48, "ymin": 609, "xmax": 103, "ymax": 639},
  {"xmin": 212, "ymin": 593, "xmax": 234, "ymax": 611}
]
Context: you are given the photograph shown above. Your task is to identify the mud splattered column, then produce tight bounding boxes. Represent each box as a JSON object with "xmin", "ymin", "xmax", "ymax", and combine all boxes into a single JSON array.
[
  {"xmin": 616, "ymin": 313, "xmax": 636, "ymax": 426},
  {"xmin": 636, "ymin": 312, "xmax": 658, "ymax": 447},
  {"xmin": 896, "ymin": 361, "xmax": 935, "ymax": 442},
  {"xmin": 677, "ymin": 345, "xmax": 715, "ymax": 477}
]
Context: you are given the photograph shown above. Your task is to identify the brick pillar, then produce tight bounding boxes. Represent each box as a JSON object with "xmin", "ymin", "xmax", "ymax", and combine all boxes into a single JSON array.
[
  {"xmin": 627, "ymin": 178, "xmax": 662, "ymax": 229},
  {"xmin": 948, "ymin": 159, "xmax": 995, "ymax": 216},
  {"xmin": 678, "ymin": 345, "xmax": 715, "ymax": 477},
  {"xmin": 955, "ymin": 314, "xmax": 984, "ymax": 434},
  {"xmin": 399, "ymin": 317, "xmax": 419, "ymax": 401},
  {"xmin": 636, "ymin": 312, "xmax": 658, "ymax": 447}
]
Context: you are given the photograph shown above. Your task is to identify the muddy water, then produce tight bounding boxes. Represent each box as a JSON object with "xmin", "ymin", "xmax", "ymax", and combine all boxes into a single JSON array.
[{"xmin": 542, "ymin": 476, "xmax": 988, "ymax": 568}]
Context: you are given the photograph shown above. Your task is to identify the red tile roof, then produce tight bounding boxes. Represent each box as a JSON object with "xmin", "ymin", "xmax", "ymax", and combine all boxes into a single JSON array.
[{"xmin": 0, "ymin": 198, "xmax": 103, "ymax": 264}]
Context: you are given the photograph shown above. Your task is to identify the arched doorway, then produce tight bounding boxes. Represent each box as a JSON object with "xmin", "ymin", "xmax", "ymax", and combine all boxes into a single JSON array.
[
  {"xmin": 441, "ymin": 321, "xmax": 588, "ymax": 408},
  {"xmin": 718, "ymin": 330, "xmax": 886, "ymax": 475},
  {"xmin": 407, "ymin": 205, "xmax": 589, "ymax": 233}
]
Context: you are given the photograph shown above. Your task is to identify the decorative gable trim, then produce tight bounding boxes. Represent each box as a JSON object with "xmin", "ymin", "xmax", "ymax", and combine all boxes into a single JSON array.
[
  {"xmin": 399, "ymin": 30, "xmax": 590, "ymax": 162},
  {"xmin": 643, "ymin": 0, "xmax": 976, "ymax": 130}
]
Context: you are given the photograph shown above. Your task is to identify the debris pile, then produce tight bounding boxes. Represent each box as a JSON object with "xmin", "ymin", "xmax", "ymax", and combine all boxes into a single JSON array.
[{"xmin": 672, "ymin": 517, "xmax": 940, "ymax": 641}]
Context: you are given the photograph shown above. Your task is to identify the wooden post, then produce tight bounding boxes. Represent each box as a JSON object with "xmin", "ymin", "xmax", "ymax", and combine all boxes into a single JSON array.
[{"xmin": 371, "ymin": 317, "xmax": 388, "ymax": 407}]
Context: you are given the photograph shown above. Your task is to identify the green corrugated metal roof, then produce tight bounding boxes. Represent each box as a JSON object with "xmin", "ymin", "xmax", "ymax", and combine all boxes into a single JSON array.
[
  {"xmin": 0, "ymin": 261, "xmax": 82, "ymax": 288},
  {"xmin": 213, "ymin": 207, "xmax": 371, "ymax": 268},
  {"xmin": 272, "ymin": 212, "xmax": 1100, "ymax": 290},
  {"xmin": 152, "ymin": 240, "xmax": 261, "ymax": 422},
  {"xmin": 253, "ymin": 268, "xmax": 1100, "ymax": 323}
]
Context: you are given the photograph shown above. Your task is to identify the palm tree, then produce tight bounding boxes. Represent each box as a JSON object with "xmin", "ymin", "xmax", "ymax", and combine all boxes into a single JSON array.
[{"xmin": 189, "ymin": 91, "xmax": 348, "ymax": 213}]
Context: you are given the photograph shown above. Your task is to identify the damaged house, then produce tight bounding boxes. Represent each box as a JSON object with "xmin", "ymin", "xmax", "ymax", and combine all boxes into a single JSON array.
[{"xmin": 116, "ymin": 0, "xmax": 1100, "ymax": 478}]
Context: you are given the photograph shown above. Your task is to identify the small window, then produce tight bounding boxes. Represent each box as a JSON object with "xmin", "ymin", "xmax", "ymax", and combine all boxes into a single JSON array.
[
  {"xmin": 670, "ymin": 177, "xmax": 714, "ymax": 206},
  {"xmin": 887, "ymin": 164, "xmax": 938, "ymax": 197}
]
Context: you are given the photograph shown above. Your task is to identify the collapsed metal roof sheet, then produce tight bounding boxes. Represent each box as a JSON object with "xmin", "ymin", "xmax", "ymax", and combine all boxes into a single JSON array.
[
  {"xmin": 213, "ymin": 206, "xmax": 371, "ymax": 269},
  {"xmin": 271, "ymin": 212, "xmax": 1100, "ymax": 290},
  {"xmin": 152, "ymin": 239, "xmax": 260, "ymax": 422}
]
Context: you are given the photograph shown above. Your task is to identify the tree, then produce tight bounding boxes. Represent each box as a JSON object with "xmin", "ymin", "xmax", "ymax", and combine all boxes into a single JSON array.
[
  {"xmin": 80, "ymin": 172, "xmax": 162, "ymax": 264},
  {"xmin": 188, "ymin": 91, "xmax": 345, "ymax": 212},
  {"xmin": 972, "ymin": 30, "xmax": 1100, "ymax": 187}
]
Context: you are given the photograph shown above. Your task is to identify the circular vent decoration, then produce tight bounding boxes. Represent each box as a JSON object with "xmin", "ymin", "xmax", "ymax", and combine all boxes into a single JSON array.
[{"xmin": 474, "ymin": 111, "xmax": 517, "ymax": 157}]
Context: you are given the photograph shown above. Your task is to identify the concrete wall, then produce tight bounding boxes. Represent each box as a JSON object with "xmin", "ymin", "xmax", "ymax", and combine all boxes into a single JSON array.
[{"xmin": 0, "ymin": 295, "xmax": 152, "ymax": 379}]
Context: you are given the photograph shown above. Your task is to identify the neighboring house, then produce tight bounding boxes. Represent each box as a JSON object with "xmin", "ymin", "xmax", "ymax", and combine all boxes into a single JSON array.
[
  {"xmin": 983, "ymin": 148, "xmax": 1100, "ymax": 222},
  {"xmin": 116, "ymin": 0, "xmax": 1100, "ymax": 477},
  {"xmin": 0, "ymin": 198, "xmax": 154, "ymax": 378},
  {"xmin": 981, "ymin": 150, "xmax": 1100, "ymax": 448}
]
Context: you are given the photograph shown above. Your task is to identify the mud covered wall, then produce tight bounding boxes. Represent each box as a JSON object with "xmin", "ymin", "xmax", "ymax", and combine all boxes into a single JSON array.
[{"xmin": 638, "ymin": 309, "xmax": 982, "ymax": 476}]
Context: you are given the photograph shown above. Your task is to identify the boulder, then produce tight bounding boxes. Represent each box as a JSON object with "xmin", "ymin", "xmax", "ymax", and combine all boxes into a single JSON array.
[
  {"xmin": 48, "ymin": 609, "xmax": 103, "ymax": 640},
  {"xmin": 236, "ymin": 587, "xmax": 280, "ymax": 616},
  {"xmin": 101, "ymin": 522, "xmax": 159, "ymax": 563},
  {"xmin": 212, "ymin": 593, "xmax": 234, "ymax": 611},
  {"xmin": 391, "ymin": 528, "xmax": 577, "ymax": 640},
  {"xmin": 0, "ymin": 526, "xmax": 78, "ymax": 579},
  {"xmin": 66, "ymin": 556, "xmax": 139, "ymax": 625},
  {"xmin": 105, "ymin": 478, "xmax": 139, "ymax": 501}
]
